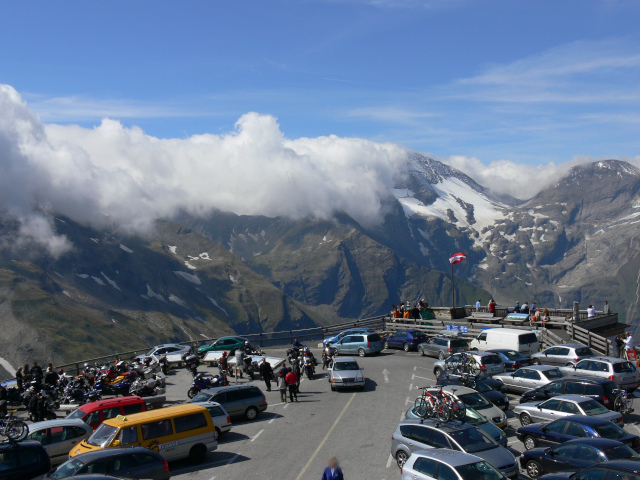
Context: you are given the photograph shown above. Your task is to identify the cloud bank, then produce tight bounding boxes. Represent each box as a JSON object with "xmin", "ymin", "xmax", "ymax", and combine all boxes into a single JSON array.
[{"xmin": 0, "ymin": 84, "xmax": 408, "ymax": 255}]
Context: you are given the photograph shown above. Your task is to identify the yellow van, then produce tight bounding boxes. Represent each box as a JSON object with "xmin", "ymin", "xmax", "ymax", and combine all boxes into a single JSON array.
[{"xmin": 69, "ymin": 404, "xmax": 217, "ymax": 464}]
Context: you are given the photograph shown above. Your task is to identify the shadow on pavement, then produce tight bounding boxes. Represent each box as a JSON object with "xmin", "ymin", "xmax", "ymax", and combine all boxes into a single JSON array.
[{"xmin": 170, "ymin": 452, "xmax": 250, "ymax": 475}]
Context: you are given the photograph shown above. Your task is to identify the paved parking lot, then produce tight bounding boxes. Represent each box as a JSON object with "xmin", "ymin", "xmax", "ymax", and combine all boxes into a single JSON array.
[{"xmin": 40, "ymin": 346, "xmax": 640, "ymax": 480}]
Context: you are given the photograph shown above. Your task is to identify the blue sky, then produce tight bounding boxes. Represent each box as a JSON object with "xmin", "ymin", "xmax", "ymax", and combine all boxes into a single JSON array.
[{"xmin": 1, "ymin": 0, "xmax": 638, "ymax": 165}]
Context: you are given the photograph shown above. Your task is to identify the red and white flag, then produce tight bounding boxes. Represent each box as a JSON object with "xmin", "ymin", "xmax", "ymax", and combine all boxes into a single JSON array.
[{"xmin": 449, "ymin": 253, "xmax": 467, "ymax": 265}]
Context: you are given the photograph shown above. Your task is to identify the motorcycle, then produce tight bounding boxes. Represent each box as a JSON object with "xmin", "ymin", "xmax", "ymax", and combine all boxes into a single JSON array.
[
  {"xmin": 182, "ymin": 353, "xmax": 200, "ymax": 377},
  {"xmin": 129, "ymin": 372, "xmax": 166, "ymax": 397},
  {"xmin": 322, "ymin": 346, "xmax": 336, "ymax": 369},
  {"xmin": 303, "ymin": 356, "xmax": 315, "ymax": 380},
  {"xmin": 60, "ymin": 377, "xmax": 91, "ymax": 405},
  {"xmin": 187, "ymin": 373, "xmax": 229, "ymax": 399},
  {"xmin": 89, "ymin": 373, "xmax": 134, "ymax": 397},
  {"xmin": 243, "ymin": 357, "xmax": 255, "ymax": 380}
]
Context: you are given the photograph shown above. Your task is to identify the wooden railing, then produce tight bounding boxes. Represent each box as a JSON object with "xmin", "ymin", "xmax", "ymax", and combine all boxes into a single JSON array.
[{"xmin": 566, "ymin": 323, "xmax": 614, "ymax": 356}]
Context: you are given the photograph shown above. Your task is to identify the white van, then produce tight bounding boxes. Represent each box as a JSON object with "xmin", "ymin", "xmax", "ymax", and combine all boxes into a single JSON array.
[{"xmin": 469, "ymin": 328, "xmax": 539, "ymax": 356}]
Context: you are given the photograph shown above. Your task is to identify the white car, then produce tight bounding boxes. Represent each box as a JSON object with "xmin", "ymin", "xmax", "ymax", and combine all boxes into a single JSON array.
[
  {"xmin": 192, "ymin": 401, "xmax": 233, "ymax": 437},
  {"xmin": 24, "ymin": 419, "xmax": 92, "ymax": 465}
]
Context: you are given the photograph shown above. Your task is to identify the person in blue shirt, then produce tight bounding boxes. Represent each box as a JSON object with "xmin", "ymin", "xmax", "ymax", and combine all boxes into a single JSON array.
[
  {"xmin": 514, "ymin": 301, "xmax": 521, "ymax": 313},
  {"xmin": 322, "ymin": 457, "xmax": 344, "ymax": 480}
]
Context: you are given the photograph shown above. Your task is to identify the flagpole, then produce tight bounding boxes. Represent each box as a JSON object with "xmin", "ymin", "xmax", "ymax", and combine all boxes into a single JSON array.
[{"xmin": 451, "ymin": 259, "xmax": 455, "ymax": 309}]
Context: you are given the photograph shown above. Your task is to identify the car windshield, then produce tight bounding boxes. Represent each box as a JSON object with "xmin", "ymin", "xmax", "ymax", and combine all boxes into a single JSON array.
[
  {"xmin": 49, "ymin": 459, "xmax": 85, "ymax": 479},
  {"xmin": 501, "ymin": 351, "xmax": 521, "ymax": 360},
  {"xmin": 450, "ymin": 428, "xmax": 497, "ymax": 453},
  {"xmin": 145, "ymin": 348, "xmax": 156, "ymax": 356},
  {"xmin": 66, "ymin": 408, "xmax": 86, "ymax": 420},
  {"xmin": 473, "ymin": 381, "xmax": 492, "ymax": 393},
  {"xmin": 464, "ymin": 407, "xmax": 488, "ymax": 425},
  {"xmin": 86, "ymin": 423, "xmax": 118, "ymax": 447},
  {"xmin": 408, "ymin": 331, "xmax": 424, "ymax": 337},
  {"xmin": 613, "ymin": 362, "xmax": 637, "ymax": 373},
  {"xmin": 575, "ymin": 347, "xmax": 593, "ymax": 356},
  {"xmin": 482, "ymin": 356, "xmax": 501, "ymax": 365},
  {"xmin": 594, "ymin": 422, "xmax": 627, "ymax": 439},
  {"xmin": 579, "ymin": 399, "xmax": 609, "ymax": 415},
  {"xmin": 334, "ymin": 362, "xmax": 360, "ymax": 371},
  {"xmin": 458, "ymin": 393, "xmax": 492, "ymax": 410},
  {"xmin": 191, "ymin": 392, "xmax": 211, "ymax": 403},
  {"xmin": 604, "ymin": 444, "xmax": 639, "ymax": 460},
  {"xmin": 368, "ymin": 334, "xmax": 382, "ymax": 342},
  {"xmin": 457, "ymin": 460, "xmax": 505, "ymax": 480},
  {"xmin": 451, "ymin": 339, "xmax": 468, "ymax": 348},
  {"xmin": 542, "ymin": 369, "xmax": 566, "ymax": 379}
]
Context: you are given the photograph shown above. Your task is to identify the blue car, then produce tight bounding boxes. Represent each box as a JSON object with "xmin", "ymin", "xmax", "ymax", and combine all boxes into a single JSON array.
[
  {"xmin": 383, "ymin": 330, "xmax": 428, "ymax": 351},
  {"xmin": 516, "ymin": 414, "xmax": 640, "ymax": 451},
  {"xmin": 520, "ymin": 438, "xmax": 639, "ymax": 479},
  {"xmin": 323, "ymin": 328, "xmax": 375, "ymax": 346},
  {"xmin": 489, "ymin": 349, "xmax": 531, "ymax": 371}
]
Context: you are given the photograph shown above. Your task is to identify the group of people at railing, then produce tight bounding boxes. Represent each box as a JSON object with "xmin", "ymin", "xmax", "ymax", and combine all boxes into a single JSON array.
[{"xmin": 390, "ymin": 300, "xmax": 432, "ymax": 322}]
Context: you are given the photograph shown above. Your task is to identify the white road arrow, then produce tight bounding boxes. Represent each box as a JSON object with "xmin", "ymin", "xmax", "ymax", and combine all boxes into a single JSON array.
[{"xmin": 382, "ymin": 369, "xmax": 390, "ymax": 383}]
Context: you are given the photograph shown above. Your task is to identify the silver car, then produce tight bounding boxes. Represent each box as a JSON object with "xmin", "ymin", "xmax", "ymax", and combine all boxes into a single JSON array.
[
  {"xmin": 328, "ymin": 357, "xmax": 365, "ymax": 391},
  {"xmin": 418, "ymin": 336, "xmax": 469, "ymax": 360},
  {"xmin": 391, "ymin": 419, "xmax": 517, "ymax": 478},
  {"xmin": 135, "ymin": 343, "xmax": 192, "ymax": 363},
  {"xmin": 514, "ymin": 394, "xmax": 623, "ymax": 426},
  {"xmin": 559, "ymin": 356, "xmax": 640, "ymax": 392},
  {"xmin": 433, "ymin": 352, "xmax": 505, "ymax": 378},
  {"xmin": 531, "ymin": 344, "xmax": 595, "ymax": 367},
  {"xmin": 401, "ymin": 449, "xmax": 507, "ymax": 480},
  {"xmin": 23, "ymin": 419, "xmax": 92, "ymax": 465},
  {"xmin": 427, "ymin": 386, "xmax": 508, "ymax": 429},
  {"xmin": 493, "ymin": 365, "xmax": 566, "ymax": 393}
]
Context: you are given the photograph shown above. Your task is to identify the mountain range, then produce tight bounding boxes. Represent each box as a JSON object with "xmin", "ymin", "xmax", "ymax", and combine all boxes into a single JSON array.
[{"xmin": 1, "ymin": 154, "xmax": 639, "ymax": 370}]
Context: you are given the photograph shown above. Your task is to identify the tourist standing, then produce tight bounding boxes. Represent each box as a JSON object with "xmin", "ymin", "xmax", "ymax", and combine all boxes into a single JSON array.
[
  {"xmin": 285, "ymin": 370, "xmax": 299, "ymax": 402},
  {"xmin": 514, "ymin": 301, "xmax": 521, "ymax": 313},
  {"xmin": 475, "ymin": 299, "xmax": 482, "ymax": 311},
  {"xmin": 259, "ymin": 359, "xmax": 273, "ymax": 392},
  {"xmin": 321, "ymin": 457, "xmax": 344, "ymax": 480},
  {"xmin": 488, "ymin": 299, "xmax": 496, "ymax": 315},
  {"xmin": 587, "ymin": 305, "xmax": 596, "ymax": 318},
  {"xmin": 604, "ymin": 301, "xmax": 610, "ymax": 314},
  {"xmin": 615, "ymin": 335, "xmax": 625, "ymax": 359},
  {"xmin": 624, "ymin": 332, "xmax": 634, "ymax": 358}
]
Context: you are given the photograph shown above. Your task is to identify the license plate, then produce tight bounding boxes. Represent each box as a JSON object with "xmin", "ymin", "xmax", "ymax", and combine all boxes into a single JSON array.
[
  {"xmin": 624, "ymin": 377, "xmax": 633, "ymax": 381},
  {"xmin": 491, "ymin": 367, "xmax": 500, "ymax": 372},
  {"xmin": 496, "ymin": 422, "xmax": 505, "ymax": 428}
]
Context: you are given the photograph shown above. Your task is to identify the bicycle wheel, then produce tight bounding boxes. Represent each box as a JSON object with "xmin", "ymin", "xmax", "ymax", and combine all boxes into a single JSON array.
[
  {"xmin": 435, "ymin": 402, "xmax": 451, "ymax": 422},
  {"xmin": 5, "ymin": 420, "xmax": 29, "ymax": 441},
  {"xmin": 413, "ymin": 397, "xmax": 430, "ymax": 419},
  {"xmin": 450, "ymin": 399, "xmax": 466, "ymax": 420}
]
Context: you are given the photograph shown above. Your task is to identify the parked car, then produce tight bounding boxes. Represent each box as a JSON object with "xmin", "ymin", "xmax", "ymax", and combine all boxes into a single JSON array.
[
  {"xmin": 520, "ymin": 438, "xmax": 639, "ymax": 479},
  {"xmin": 535, "ymin": 459, "xmax": 640, "ymax": 480},
  {"xmin": 520, "ymin": 377, "xmax": 620, "ymax": 409},
  {"xmin": 469, "ymin": 328, "xmax": 539, "ymax": 356},
  {"xmin": 66, "ymin": 396, "xmax": 147, "ymax": 430},
  {"xmin": 433, "ymin": 351, "xmax": 505, "ymax": 377},
  {"xmin": 493, "ymin": 366, "xmax": 566, "ymax": 393},
  {"xmin": 23, "ymin": 419, "xmax": 92, "ymax": 465},
  {"xmin": 332, "ymin": 332, "xmax": 383, "ymax": 357},
  {"xmin": 405, "ymin": 404, "xmax": 508, "ymax": 446},
  {"xmin": 135, "ymin": 343, "xmax": 191, "ymax": 363},
  {"xmin": 197, "ymin": 336, "xmax": 250, "ymax": 356},
  {"xmin": 323, "ymin": 328, "xmax": 375, "ymax": 347},
  {"xmin": 0, "ymin": 440, "xmax": 50, "ymax": 480},
  {"xmin": 190, "ymin": 384, "xmax": 267, "ymax": 421},
  {"xmin": 191, "ymin": 401, "xmax": 232, "ymax": 437},
  {"xmin": 514, "ymin": 395, "xmax": 623, "ymax": 426},
  {"xmin": 49, "ymin": 446, "xmax": 170, "ymax": 480},
  {"xmin": 400, "ymin": 449, "xmax": 507, "ymax": 480},
  {"xmin": 427, "ymin": 386, "xmax": 508, "ymax": 429},
  {"xmin": 488, "ymin": 349, "xmax": 531, "ymax": 371},
  {"xmin": 383, "ymin": 330, "xmax": 428, "ymax": 352},
  {"xmin": 436, "ymin": 375, "xmax": 509, "ymax": 411},
  {"xmin": 327, "ymin": 357, "xmax": 365, "ymax": 391},
  {"xmin": 391, "ymin": 419, "xmax": 518, "ymax": 478},
  {"xmin": 419, "ymin": 336, "xmax": 469, "ymax": 360},
  {"xmin": 531, "ymin": 344, "xmax": 595, "ymax": 367},
  {"xmin": 515, "ymin": 415, "xmax": 640, "ymax": 451},
  {"xmin": 559, "ymin": 357, "xmax": 639, "ymax": 392}
]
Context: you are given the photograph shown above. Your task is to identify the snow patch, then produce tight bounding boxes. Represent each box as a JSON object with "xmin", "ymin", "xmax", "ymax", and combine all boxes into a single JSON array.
[
  {"xmin": 76, "ymin": 273, "xmax": 89, "ymax": 279},
  {"xmin": 208, "ymin": 296, "xmax": 229, "ymax": 316},
  {"xmin": 119, "ymin": 244, "xmax": 133, "ymax": 253},
  {"xmin": 90, "ymin": 238, "xmax": 99, "ymax": 244},
  {"xmin": 141, "ymin": 284, "xmax": 166, "ymax": 302},
  {"xmin": 101, "ymin": 272, "xmax": 121, "ymax": 291},
  {"xmin": 168, "ymin": 245, "xmax": 177, "ymax": 254},
  {"xmin": 229, "ymin": 275, "xmax": 239, "ymax": 284},
  {"xmin": 91, "ymin": 276, "xmax": 106, "ymax": 286},
  {"xmin": 185, "ymin": 261, "xmax": 197, "ymax": 270},
  {"xmin": 169, "ymin": 294, "xmax": 187, "ymax": 308},
  {"xmin": 174, "ymin": 271, "xmax": 201, "ymax": 285},
  {"xmin": 477, "ymin": 263, "xmax": 489, "ymax": 270},
  {"xmin": 62, "ymin": 290, "xmax": 71, "ymax": 298},
  {"xmin": 199, "ymin": 252, "xmax": 211, "ymax": 260},
  {"xmin": 53, "ymin": 271, "xmax": 63, "ymax": 278}
]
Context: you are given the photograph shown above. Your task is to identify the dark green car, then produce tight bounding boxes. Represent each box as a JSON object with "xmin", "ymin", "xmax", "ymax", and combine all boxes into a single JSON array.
[{"xmin": 198, "ymin": 336, "xmax": 249, "ymax": 356}]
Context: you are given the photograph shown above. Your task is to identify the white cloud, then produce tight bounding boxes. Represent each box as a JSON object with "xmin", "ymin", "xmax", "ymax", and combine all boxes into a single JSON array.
[{"xmin": 0, "ymin": 84, "xmax": 408, "ymax": 254}]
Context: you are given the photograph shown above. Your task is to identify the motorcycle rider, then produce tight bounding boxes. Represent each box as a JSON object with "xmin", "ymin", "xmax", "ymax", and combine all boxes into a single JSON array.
[
  {"xmin": 259, "ymin": 359, "xmax": 273, "ymax": 392},
  {"xmin": 219, "ymin": 352, "xmax": 229, "ymax": 376},
  {"xmin": 44, "ymin": 365, "xmax": 59, "ymax": 387},
  {"xmin": 323, "ymin": 344, "xmax": 336, "ymax": 369}
]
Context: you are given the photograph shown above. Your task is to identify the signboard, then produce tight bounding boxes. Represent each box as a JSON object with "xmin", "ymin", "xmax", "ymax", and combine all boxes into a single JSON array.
[
  {"xmin": 446, "ymin": 325, "xmax": 468, "ymax": 334},
  {"xmin": 625, "ymin": 349, "xmax": 639, "ymax": 366}
]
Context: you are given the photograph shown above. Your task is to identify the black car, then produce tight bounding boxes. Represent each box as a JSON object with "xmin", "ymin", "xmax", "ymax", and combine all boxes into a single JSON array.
[
  {"xmin": 437, "ymin": 375, "xmax": 509, "ymax": 410},
  {"xmin": 521, "ymin": 377, "xmax": 618, "ymax": 409},
  {"xmin": 520, "ymin": 438, "xmax": 639, "ymax": 479},
  {"xmin": 538, "ymin": 459, "xmax": 640, "ymax": 480},
  {"xmin": 0, "ymin": 440, "xmax": 51, "ymax": 480},
  {"xmin": 489, "ymin": 349, "xmax": 532, "ymax": 372},
  {"xmin": 515, "ymin": 415, "xmax": 640, "ymax": 452}
]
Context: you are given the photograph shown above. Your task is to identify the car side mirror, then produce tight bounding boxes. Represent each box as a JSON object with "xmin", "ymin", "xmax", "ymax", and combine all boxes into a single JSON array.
[{"xmin": 548, "ymin": 449, "xmax": 555, "ymax": 456}]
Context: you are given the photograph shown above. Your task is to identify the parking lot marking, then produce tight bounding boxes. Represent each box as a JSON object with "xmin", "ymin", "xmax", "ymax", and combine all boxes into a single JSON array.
[
  {"xmin": 294, "ymin": 392, "xmax": 357, "ymax": 480},
  {"xmin": 383, "ymin": 369, "xmax": 390, "ymax": 383},
  {"xmin": 400, "ymin": 410, "xmax": 405, "ymax": 421},
  {"xmin": 411, "ymin": 373, "xmax": 432, "ymax": 381},
  {"xmin": 408, "ymin": 383, "xmax": 413, "ymax": 391},
  {"xmin": 208, "ymin": 476, "xmax": 216, "ymax": 480},
  {"xmin": 225, "ymin": 454, "xmax": 239, "ymax": 467},
  {"xmin": 283, "ymin": 403, "xmax": 290, "ymax": 409},
  {"xmin": 405, "ymin": 396, "xmax": 413, "ymax": 405},
  {"xmin": 251, "ymin": 429, "xmax": 264, "ymax": 442},
  {"xmin": 386, "ymin": 454, "xmax": 394, "ymax": 468},
  {"xmin": 268, "ymin": 418, "xmax": 276, "ymax": 424}
]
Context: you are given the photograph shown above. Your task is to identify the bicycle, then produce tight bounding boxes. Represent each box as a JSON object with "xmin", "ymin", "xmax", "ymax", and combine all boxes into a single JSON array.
[
  {"xmin": 613, "ymin": 389, "xmax": 634, "ymax": 414},
  {"xmin": 0, "ymin": 410, "xmax": 29, "ymax": 442},
  {"xmin": 414, "ymin": 385, "xmax": 466, "ymax": 422}
]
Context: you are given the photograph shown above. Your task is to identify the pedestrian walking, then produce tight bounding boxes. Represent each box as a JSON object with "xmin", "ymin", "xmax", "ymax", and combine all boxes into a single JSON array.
[
  {"xmin": 234, "ymin": 348, "xmax": 245, "ymax": 383},
  {"xmin": 259, "ymin": 359, "xmax": 273, "ymax": 392},
  {"xmin": 322, "ymin": 457, "xmax": 344, "ymax": 480},
  {"xmin": 277, "ymin": 370, "xmax": 288, "ymax": 403},
  {"xmin": 285, "ymin": 370, "xmax": 299, "ymax": 402},
  {"xmin": 292, "ymin": 361, "xmax": 302, "ymax": 393}
]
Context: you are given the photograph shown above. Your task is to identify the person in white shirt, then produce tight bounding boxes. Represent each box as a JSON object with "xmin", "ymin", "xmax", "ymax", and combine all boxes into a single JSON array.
[
  {"xmin": 604, "ymin": 301, "xmax": 610, "ymax": 314},
  {"xmin": 587, "ymin": 305, "xmax": 596, "ymax": 317},
  {"xmin": 475, "ymin": 299, "xmax": 481, "ymax": 311},
  {"xmin": 624, "ymin": 332, "xmax": 634, "ymax": 351}
]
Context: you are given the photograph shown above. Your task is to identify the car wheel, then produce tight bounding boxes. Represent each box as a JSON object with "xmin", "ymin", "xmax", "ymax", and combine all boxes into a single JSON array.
[
  {"xmin": 566, "ymin": 362, "xmax": 574, "ymax": 367},
  {"xmin": 532, "ymin": 358, "xmax": 541, "ymax": 365},
  {"xmin": 434, "ymin": 367, "xmax": 443, "ymax": 378},
  {"xmin": 403, "ymin": 343, "xmax": 410, "ymax": 352},
  {"xmin": 245, "ymin": 406, "xmax": 259, "ymax": 421},
  {"xmin": 188, "ymin": 444, "xmax": 207, "ymax": 464},
  {"xmin": 358, "ymin": 348, "xmax": 366, "ymax": 357},
  {"xmin": 523, "ymin": 435, "xmax": 538, "ymax": 450},
  {"xmin": 396, "ymin": 450, "xmax": 409, "ymax": 468},
  {"xmin": 331, "ymin": 384, "xmax": 336, "ymax": 391},
  {"xmin": 384, "ymin": 341, "xmax": 390, "ymax": 350},
  {"xmin": 215, "ymin": 426, "xmax": 222, "ymax": 439},
  {"xmin": 438, "ymin": 351, "xmax": 445, "ymax": 360},
  {"xmin": 419, "ymin": 347, "xmax": 426, "ymax": 356},
  {"xmin": 520, "ymin": 413, "xmax": 532, "ymax": 426},
  {"xmin": 526, "ymin": 460, "xmax": 542, "ymax": 479}
]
